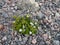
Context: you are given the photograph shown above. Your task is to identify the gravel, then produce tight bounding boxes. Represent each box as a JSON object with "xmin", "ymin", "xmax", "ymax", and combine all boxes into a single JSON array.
[{"xmin": 0, "ymin": 0, "xmax": 60, "ymax": 45}]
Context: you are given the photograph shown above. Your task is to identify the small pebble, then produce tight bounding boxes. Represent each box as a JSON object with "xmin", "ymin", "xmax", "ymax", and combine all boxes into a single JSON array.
[
  {"xmin": 32, "ymin": 38, "xmax": 37, "ymax": 44},
  {"xmin": 12, "ymin": 3, "xmax": 15, "ymax": 6},
  {"xmin": 0, "ymin": 24, "xmax": 4, "ymax": 30},
  {"xmin": 42, "ymin": 34, "xmax": 48, "ymax": 40},
  {"xmin": 2, "ymin": 36, "xmax": 7, "ymax": 41}
]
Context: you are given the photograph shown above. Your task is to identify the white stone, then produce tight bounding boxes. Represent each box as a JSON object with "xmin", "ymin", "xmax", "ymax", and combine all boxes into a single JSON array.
[
  {"xmin": 32, "ymin": 39, "xmax": 37, "ymax": 44},
  {"xmin": 11, "ymin": 41, "xmax": 13, "ymax": 44},
  {"xmin": 34, "ymin": 2, "xmax": 39, "ymax": 7},
  {"xmin": 15, "ymin": 37, "xmax": 17, "ymax": 40},
  {"xmin": 45, "ymin": 17, "xmax": 48, "ymax": 20},
  {"xmin": 14, "ymin": 31, "xmax": 17, "ymax": 35},
  {"xmin": 12, "ymin": 3, "xmax": 15, "ymax": 6},
  {"xmin": 56, "ymin": 12, "xmax": 60, "ymax": 17},
  {"xmin": 49, "ymin": 35, "xmax": 51, "ymax": 39},
  {"xmin": 12, "ymin": 10, "xmax": 16, "ymax": 12},
  {"xmin": 2, "ymin": 36, "xmax": 7, "ymax": 41},
  {"xmin": 14, "ymin": 6, "xmax": 17, "ymax": 9},
  {"xmin": 11, "ymin": 7, "xmax": 14, "ymax": 10},
  {"xmin": 29, "ymin": 0, "xmax": 39, "ymax": 7},
  {"xmin": 29, "ymin": 0, "xmax": 35, "ymax": 4}
]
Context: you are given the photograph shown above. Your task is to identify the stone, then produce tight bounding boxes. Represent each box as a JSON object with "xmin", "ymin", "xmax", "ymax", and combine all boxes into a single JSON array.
[
  {"xmin": 53, "ymin": 40, "xmax": 60, "ymax": 45},
  {"xmin": 10, "ymin": 7, "xmax": 14, "ymax": 10},
  {"xmin": 2, "ymin": 36, "xmax": 7, "ymax": 41},
  {"xmin": 11, "ymin": 41, "xmax": 14, "ymax": 45},
  {"xmin": 46, "ymin": 40, "xmax": 50, "ymax": 45},
  {"xmin": 0, "ymin": 24, "xmax": 4, "ymax": 30},
  {"xmin": 15, "ymin": 37, "xmax": 18, "ymax": 41},
  {"xmin": 42, "ymin": 34, "xmax": 48, "ymax": 40},
  {"xmin": 14, "ymin": 6, "xmax": 17, "ymax": 10},
  {"xmin": 38, "ymin": 11, "xmax": 45, "ymax": 19},
  {"xmin": 55, "ymin": 33, "xmax": 60, "ymax": 41},
  {"xmin": 12, "ymin": 10, "xmax": 16, "ymax": 12},
  {"xmin": 49, "ymin": 35, "xmax": 52, "ymax": 39},
  {"xmin": 32, "ymin": 38, "xmax": 37, "ymax": 44},
  {"xmin": 2, "ymin": 12, "xmax": 8, "ymax": 18},
  {"xmin": 0, "ymin": 40, "xmax": 1, "ymax": 42},
  {"xmin": 14, "ymin": 31, "xmax": 17, "ymax": 36},
  {"xmin": 2, "ymin": 7, "xmax": 8, "ymax": 11},
  {"xmin": 19, "ymin": 36, "xmax": 22, "ymax": 41},
  {"xmin": 23, "ymin": 37, "xmax": 28, "ymax": 43},
  {"xmin": 4, "ymin": 23, "xmax": 9, "ymax": 26},
  {"xmin": 29, "ymin": 0, "xmax": 35, "ymax": 4},
  {"xmin": 55, "ymin": 12, "xmax": 60, "ymax": 17},
  {"xmin": 12, "ymin": 3, "xmax": 15, "ymax": 6},
  {"xmin": 7, "ymin": 35, "xmax": 12, "ymax": 40},
  {"xmin": 0, "ymin": 0, "xmax": 60, "ymax": 45},
  {"xmin": 34, "ymin": 2, "xmax": 39, "ymax": 7},
  {"xmin": 0, "ymin": 43, "xmax": 2, "ymax": 45},
  {"xmin": 0, "ymin": 3, "xmax": 3, "ymax": 9},
  {"xmin": 0, "ymin": 1, "xmax": 5, "ymax": 9}
]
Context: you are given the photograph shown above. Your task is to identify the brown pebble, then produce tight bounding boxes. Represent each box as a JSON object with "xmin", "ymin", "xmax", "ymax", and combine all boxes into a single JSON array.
[{"xmin": 0, "ymin": 24, "xmax": 4, "ymax": 30}]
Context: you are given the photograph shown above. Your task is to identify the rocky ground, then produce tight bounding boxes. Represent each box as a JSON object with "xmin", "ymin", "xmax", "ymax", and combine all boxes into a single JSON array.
[{"xmin": 0, "ymin": 0, "xmax": 60, "ymax": 45}]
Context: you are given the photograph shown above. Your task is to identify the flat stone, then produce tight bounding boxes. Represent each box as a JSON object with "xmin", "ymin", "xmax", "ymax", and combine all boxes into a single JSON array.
[
  {"xmin": 38, "ymin": 11, "xmax": 45, "ymax": 19},
  {"xmin": 42, "ymin": 34, "xmax": 48, "ymax": 40},
  {"xmin": 14, "ymin": 6, "xmax": 17, "ymax": 10},
  {"xmin": 22, "ymin": 37, "xmax": 28, "ymax": 44},
  {"xmin": 19, "ymin": 36, "xmax": 22, "ymax": 41},
  {"xmin": 55, "ymin": 12, "xmax": 60, "ymax": 17},
  {"xmin": 4, "ymin": 23, "xmax": 9, "ymax": 26},
  {"xmin": 0, "ymin": 43, "xmax": 2, "ymax": 45},
  {"xmin": 55, "ymin": 33, "xmax": 60, "ymax": 41},
  {"xmin": 2, "ymin": 36, "xmax": 7, "ymax": 41},
  {"xmin": 0, "ymin": 40, "xmax": 1, "ymax": 42},
  {"xmin": 2, "ymin": 12, "xmax": 8, "ymax": 18},
  {"xmin": 53, "ymin": 40, "xmax": 60, "ymax": 45}
]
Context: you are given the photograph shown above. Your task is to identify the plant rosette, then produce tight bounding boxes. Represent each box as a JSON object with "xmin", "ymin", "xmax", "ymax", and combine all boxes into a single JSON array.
[{"xmin": 12, "ymin": 14, "xmax": 39, "ymax": 35}]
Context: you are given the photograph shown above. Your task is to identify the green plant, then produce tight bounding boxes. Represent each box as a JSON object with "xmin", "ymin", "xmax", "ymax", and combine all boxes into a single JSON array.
[{"xmin": 12, "ymin": 14, "xmax": 39, "ymax": 35}]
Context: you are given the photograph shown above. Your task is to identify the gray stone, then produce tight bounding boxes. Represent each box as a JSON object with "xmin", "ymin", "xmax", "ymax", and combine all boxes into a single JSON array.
[
  {"xmin": 0, "ymin": 2, "xmax": 5, "ymax": 9},
  {"xmin": 0, "ymin": 0, "xmax": 60, "ymax": 45},
  {"xmin": 19, "ymin": 36, "xmax": 22, "ymax": 41},
  {"xmin": 53, "ymin": 40, "xmax": 60, "ymax": 45},
  {"xmin": 38, "ymin": 11, "xmax": 45, "ymax": 19},
  {"xmin": 2, "ymin": 12, "xmax": 8, "ymax": 18},
  {"xmin": 55, "ymin": 33, "xmax": 60, "ymax": 41},
  {"xmin": 22, "ymin": 37, "xmax": 28, "ymax": 44},
  {"xmin": 0, "ymin": 40, "xmax": 1, "ymax": 42},
  {"xmin": 4, "ymin": 23, "xmax": 9, "ymax": 26},
  {"xmin": 0, "ymin": 43, "xmax": 2, "ymax": 45}
]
